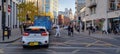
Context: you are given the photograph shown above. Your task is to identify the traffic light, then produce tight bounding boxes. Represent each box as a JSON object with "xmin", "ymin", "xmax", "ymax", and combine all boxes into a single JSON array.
[
  {"xmin": 4, "ymin": 0, "xmax": 6, "ymax": 2},
  {"xmin": 78, "ymin": 17, "xmax": 81, "ymax": 20},
  {"xmin": 78, "ymin": 17, "xmax": 81, "ymax": 22}
]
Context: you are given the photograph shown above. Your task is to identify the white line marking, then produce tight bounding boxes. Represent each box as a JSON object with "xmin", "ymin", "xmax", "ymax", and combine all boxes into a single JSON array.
[
  {"xmin": 86, "ymin": 40, "xmax": 99, "ymax": 47},
  {"xmin": 5, "ymin": 46, "xmax": 120, "ymax": 50},
  {"xmin": 0, "ymin": 49, "xmax": 4, "ymax": 54},
  {"xmin": 72, "ymin": 50, "xmax": 80, "ymax": 54}
]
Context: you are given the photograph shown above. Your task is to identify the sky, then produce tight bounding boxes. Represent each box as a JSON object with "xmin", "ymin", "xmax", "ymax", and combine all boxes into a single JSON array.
[{"xmin": 59, "ymin": 0, "xmax": 75, "ymax": 14}]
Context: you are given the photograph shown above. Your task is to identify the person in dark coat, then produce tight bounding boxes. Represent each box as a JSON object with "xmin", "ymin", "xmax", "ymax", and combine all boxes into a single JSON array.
[
  {"xmin": 68, "ymin": 25, "xmax": 71, "ymax": 36},
  {"xmin": 70, "ymin": 25, "xmax": 74, "ymax": 36},
  {"xmin": 77, "ymin": 25, "xmax": 80, "ymax": 32},
  {"xmin": 88, "ymin": 24, "xmax": 93, "ymax": 35}
]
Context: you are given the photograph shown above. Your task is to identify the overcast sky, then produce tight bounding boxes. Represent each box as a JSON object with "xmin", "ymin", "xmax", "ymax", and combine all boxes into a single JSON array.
[{"xmin": 59, "ymin": 0, "xmax": 75, "ymax": 14}]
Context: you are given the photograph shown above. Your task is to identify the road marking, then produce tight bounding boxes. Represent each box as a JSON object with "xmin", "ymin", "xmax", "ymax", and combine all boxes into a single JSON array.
[
  {"xmin": 63, "ymin": 29, "xmax": 120, "ymax": 48},
  {"xmin": 86, "ymin": 40, "xmax": 99, "ymax": 47},
  {"xmin": 11, "ymin": 42, "xmax": 22, "ymax": 45},
  {"xmin": 5, "ymin": 46, "xmax": 120, "ymax": 50},
  {"xmin": 0, "ymin": 49, "xmax": 4, "ymax": 54},
  {"xmin": 46, "ymin": 49, "xmax": 56, "ymax": 54},
  {"xmin": 80, "ymin": 34, "xmax": 120, "ymax": 48},
  {"xmin": 50, "ymin": 42, "xmax": 71, "ymax": 46},
  {"xmin": 90, "ymin": 49, "xmax": 106, "ymax": 54},
  {"xmin": 116, "ymin": 49, "xmax": 120, "ymax": 53},
  {"xmin": 72, "ymin": 49, "xmax": 106, "ymax": 54},
  {"xmin": 89, "ymin": 43, "xmax": 112, "ymax": 46},
  {"xmin": 49, "ymin": 47, "xmax": 120, "ymax": 49},
  {"xmin": 72, "ymin": 50, "xmax": 80, "ymax": 54}
]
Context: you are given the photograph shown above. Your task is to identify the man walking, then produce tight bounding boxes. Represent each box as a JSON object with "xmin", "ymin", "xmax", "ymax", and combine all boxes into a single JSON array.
[
  {"xmin": 88, "ymin": 24, "xmax": 93, "ymax": 35},
  {"xmin": 68, "ymin": 24, "xmax": 71, "ymax": 36},
  {"xmin": 68, "ymin": 23, "xmax": 74, "ymax": 36},
  {"xmin": 55, "ymin": 25, "xmax": 60, "ymax": 37},
  {"xmin": 70, "ymin": 24, "xmax": 74, "ymax": 36},
  {"xmin": 77, "ymin": 25, "xmax": 80, "ymax": 32}
]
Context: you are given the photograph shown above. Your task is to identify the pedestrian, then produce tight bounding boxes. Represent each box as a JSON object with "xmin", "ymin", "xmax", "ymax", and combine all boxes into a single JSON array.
[
  {"xmin": 23, "ymin": 24, "xmax": 26, "ymax": 31},
  {"xmin": 77, "ymin": 25, "xmax": 80, "ymax": 32},
  {"xmin": 55, "ymin": 25, "xmax": 60, "ymax": 37},
  {"xmin": 70, "ymin": 24, "xmax": 74, "ymax": 36},
  {"xmin": 68, "ymin": 24, "xmax": 71, "ymax": 36},
  {"xmin": 88, "ymin": 24, "xmax": 93, "ymax": 35},
  {"xmin": 8, "ymin": 26, "xmax": 11, "ymax": 36},
  {"xmin": 82, "ymin": 25, "xmax": 84, "ymax": 32}
]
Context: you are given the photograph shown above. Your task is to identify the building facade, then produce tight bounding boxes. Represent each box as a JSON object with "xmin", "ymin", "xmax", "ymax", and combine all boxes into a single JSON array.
[
  {"xmin": 75, "ymin": 0, "xmax": 85, "ymax": 20},
  {"xmin": 81, "ymin": 0, "xmax": 120, "ymax": 33},
  {"xmin": 69, "ymin": 8, "xmax": 74, "ymax": 20},
  {"xmin": 0, "ymin": 0, "xmax": 20, "ymax": 30},
  {"xmin": 58, "ymin": 8, "xmax": 74, "ymax": 26}
]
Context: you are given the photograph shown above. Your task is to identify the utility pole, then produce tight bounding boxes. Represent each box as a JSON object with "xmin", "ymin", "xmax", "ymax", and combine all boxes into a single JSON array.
[{"xmin": 2, "ymin": 0, "xmax": 6, "ymax": 41}]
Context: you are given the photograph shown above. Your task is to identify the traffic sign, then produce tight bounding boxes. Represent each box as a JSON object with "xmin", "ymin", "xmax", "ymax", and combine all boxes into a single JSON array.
[{"xmin": 8, "ymin": 5, "xmax": 11, "ymax": 13}]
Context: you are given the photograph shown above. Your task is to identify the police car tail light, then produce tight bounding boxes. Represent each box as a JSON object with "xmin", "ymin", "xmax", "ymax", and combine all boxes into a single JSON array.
[
  {"xmin": 41, "ymin": 32, "xmax": 48, "ymax": 36},
  {"xmin": 23, "ymin": 32, "xmax": 29, "ymax": 36}
]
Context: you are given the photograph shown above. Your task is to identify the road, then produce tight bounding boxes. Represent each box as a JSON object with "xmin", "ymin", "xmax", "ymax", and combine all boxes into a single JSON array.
[{"xmin": 0, "ymin": 29, "xmax": 120, "ymax": 54}]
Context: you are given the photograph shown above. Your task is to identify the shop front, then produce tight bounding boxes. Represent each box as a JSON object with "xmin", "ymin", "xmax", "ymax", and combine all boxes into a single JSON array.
[
  {"xmin": 94, "ymin": 19, "xmax": 105, "ymax": 31},
  {"xmin": 108, "ymin": 17, "xmax": 120, "ymax": 34}
]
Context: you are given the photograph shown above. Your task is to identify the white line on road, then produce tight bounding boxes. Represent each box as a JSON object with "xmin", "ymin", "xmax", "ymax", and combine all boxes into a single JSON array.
[
  {"xmin": 5, "ymin": 46, "xmax": 120, "ymax": 50},
  {"xmin": 0, "ymin": 49, "xmax": 4, "ymax": 54},
  {"xmin": 49, "ymin": 47, "xmax": 120, "ymax": 49},
  {"xmin": 86, "ymin": 40, "xmax": 99, "ymax": 47},
  {"xmin": 116, "ymin": 48, "xmax": 120, "ymax": 53},
  {"xmin": 72, "ymin": 50, "xmax": 80, "ymax": 54}
]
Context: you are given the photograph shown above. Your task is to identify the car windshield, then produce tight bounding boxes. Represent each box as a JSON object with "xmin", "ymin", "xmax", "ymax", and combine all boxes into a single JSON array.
[{"xmin": 24, "ymin": 29, "xmax": 46, "ymax": 33}]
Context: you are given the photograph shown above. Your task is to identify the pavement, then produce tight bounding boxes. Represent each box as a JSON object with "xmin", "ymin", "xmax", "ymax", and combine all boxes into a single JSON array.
[
  {"xmin": 0, "ymin": 28, "xmax": 22, "ymax": 43},
  {"xmin": 74, "ymin": 30, "xmax": 120, "ymax": 39}
]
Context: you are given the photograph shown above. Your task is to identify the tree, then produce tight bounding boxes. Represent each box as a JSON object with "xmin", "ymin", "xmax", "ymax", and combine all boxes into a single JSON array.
[{"xmin": 17, "ymin": 2, "xmax": 38, "ymax": 22}]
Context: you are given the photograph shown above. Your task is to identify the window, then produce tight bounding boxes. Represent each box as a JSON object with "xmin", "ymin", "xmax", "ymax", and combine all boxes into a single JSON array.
[
  {"xmin": 90, "ymin": 0, "xmax": 96, "ymax": 3},
  {"xmin": 93, "ymin": 8, "xmax": 96, "ymax": 14},
  {"xmin": 108, "ymin": 0, "xmax": 120, "ymax": 11},
  {"xmin": 25, "ymin": 29, "xmax": 46, "ymax": 33},
  {"xmin": 109, "ymin": 0, "xmax": 116, "ymax": 10},
  {"xmin": 90, "ymin": 7, "xmax": 96, "ymax": 14},
  {"xmin": 117, "ymin": 0, "xmax": 120, "ymax": 9}
]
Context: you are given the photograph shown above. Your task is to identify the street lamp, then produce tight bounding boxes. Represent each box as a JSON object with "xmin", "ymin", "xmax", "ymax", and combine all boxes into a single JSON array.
[{"xmin": 2, "ymin": 0, "xmax": 6, "ymax": 41}]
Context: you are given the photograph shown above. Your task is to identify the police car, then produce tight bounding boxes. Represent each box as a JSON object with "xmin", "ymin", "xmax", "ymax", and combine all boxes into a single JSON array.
[{"xmin": 22, "ymin": 26, "xmax": 49, "ymax": 48}]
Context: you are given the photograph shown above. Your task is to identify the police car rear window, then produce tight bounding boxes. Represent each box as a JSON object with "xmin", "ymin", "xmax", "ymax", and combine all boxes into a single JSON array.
[{"xmin": 25, "ymin": 29, "xmax": 45, "ymax": 33}]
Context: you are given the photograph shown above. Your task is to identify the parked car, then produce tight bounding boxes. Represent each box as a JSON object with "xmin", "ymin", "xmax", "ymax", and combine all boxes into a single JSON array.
[{"xmin": 22, "ymin": 26, "xmax": 49, "ymax": 48}]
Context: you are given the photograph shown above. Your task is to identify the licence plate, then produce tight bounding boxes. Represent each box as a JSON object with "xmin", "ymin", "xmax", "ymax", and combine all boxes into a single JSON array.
[{"xmin": 29, "ymin": 42, "xmax": 39, "ymax": 46}]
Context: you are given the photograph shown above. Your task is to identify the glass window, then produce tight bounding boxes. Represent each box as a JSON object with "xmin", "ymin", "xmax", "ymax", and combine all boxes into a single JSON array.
[
  {"xmin": 117, "ymin": 0, "xmax": 120, "ymax": 9},
  {"xmin": 109, "ymin": 0, "xmax": 116, "ymax": 10},
  {"xmin": 25, "ymin": 29, "xmax": 46, "ymax": 33}
]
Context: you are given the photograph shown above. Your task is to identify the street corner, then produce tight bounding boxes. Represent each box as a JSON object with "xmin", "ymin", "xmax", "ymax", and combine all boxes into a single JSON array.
[{"xmin": 0, "ymin": 36, "xmax": 22, "ymax": 43}]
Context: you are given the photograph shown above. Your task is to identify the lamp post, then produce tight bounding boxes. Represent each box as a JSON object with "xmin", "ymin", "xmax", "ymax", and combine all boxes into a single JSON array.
[{"xmin": 2, "ymin": 0, "xmax": 6, "ymax": 41}]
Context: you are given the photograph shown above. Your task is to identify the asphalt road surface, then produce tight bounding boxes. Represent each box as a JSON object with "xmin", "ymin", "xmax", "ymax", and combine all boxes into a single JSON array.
[{"xmin": 0, "ymin": 29, "xmax": 120, "ymax": 54}]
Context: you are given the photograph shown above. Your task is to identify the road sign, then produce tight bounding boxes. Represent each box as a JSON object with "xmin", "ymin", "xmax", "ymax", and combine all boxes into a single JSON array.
[{"xmin": 8, "ymin": 5, "xmax": 11, "ymax": 14}]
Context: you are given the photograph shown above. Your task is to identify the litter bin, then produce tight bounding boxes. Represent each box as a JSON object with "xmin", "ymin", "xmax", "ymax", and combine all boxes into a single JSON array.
[{"xmin": 3, "ymin": 27, "xmax": 10, "ymax": 39}]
